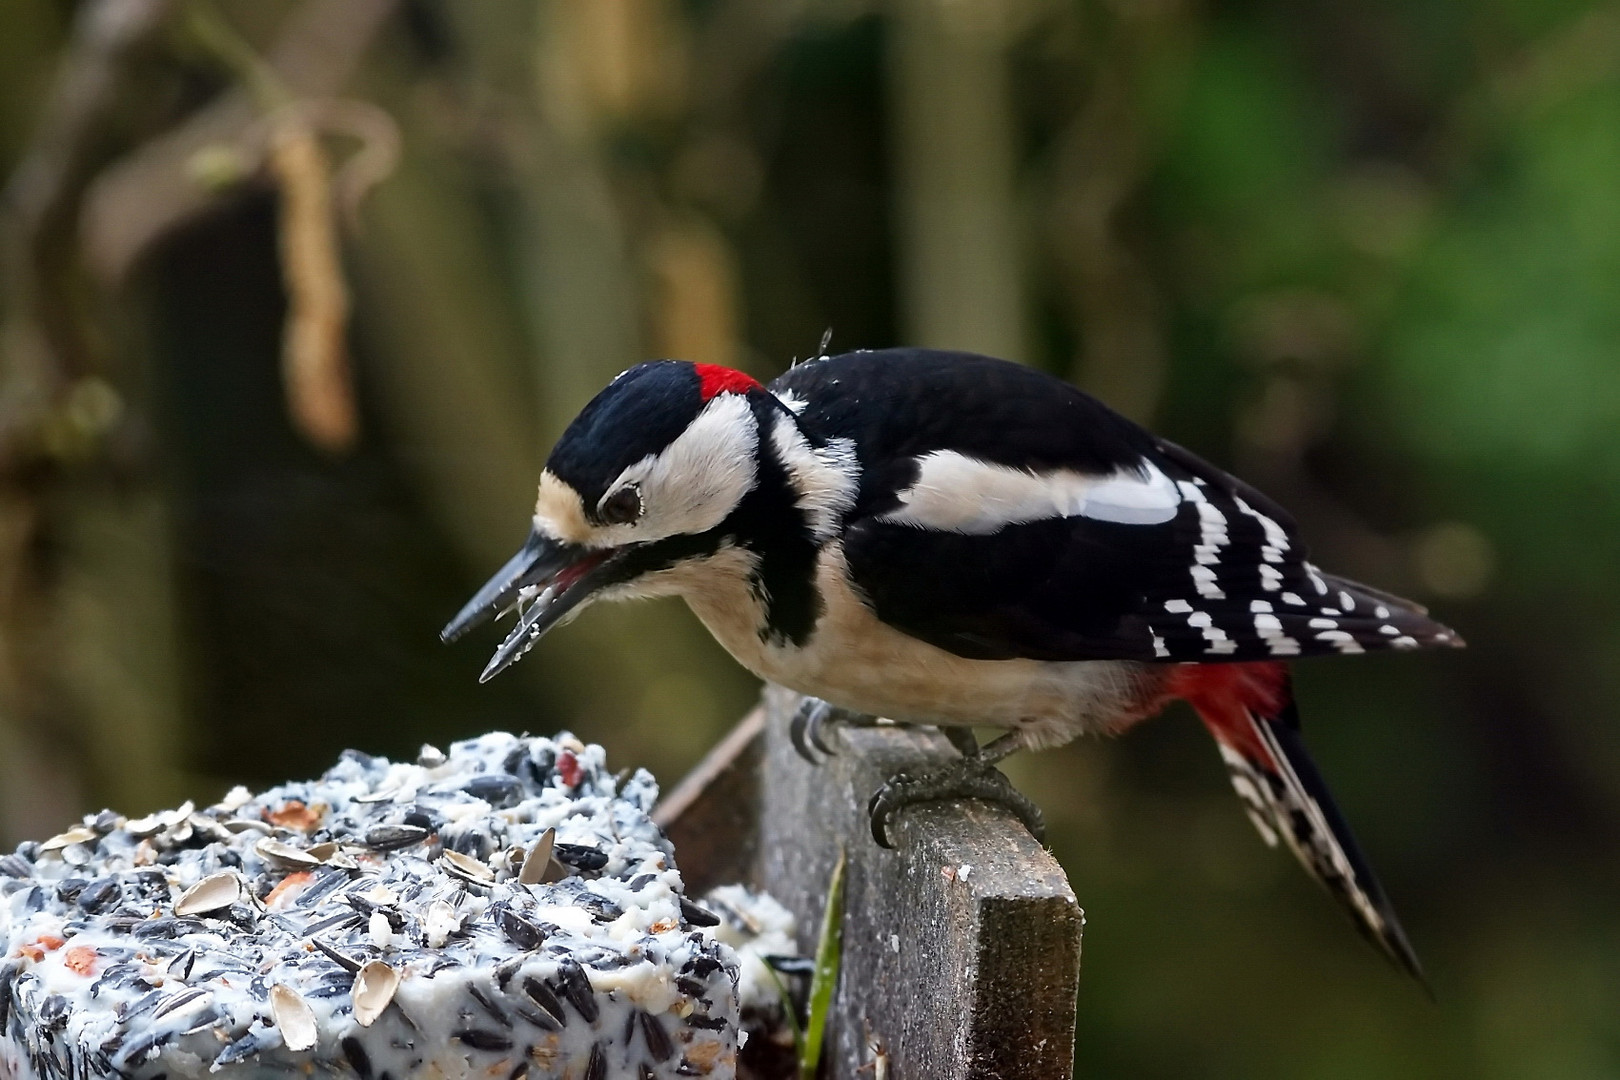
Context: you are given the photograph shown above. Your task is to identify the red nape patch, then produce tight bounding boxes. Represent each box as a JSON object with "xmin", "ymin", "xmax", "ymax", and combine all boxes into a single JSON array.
[
  {"xmin": 694, "ymin": 363, "xmax": 762, "ymax": 400},
  {"xmin": 1169, "ymin": 661, "xmax": 1290, "ymax": 763}
]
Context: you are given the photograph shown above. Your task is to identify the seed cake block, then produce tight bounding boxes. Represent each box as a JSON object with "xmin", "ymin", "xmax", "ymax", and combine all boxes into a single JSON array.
[{"xmin": 0, "ymin": 732, "xmax": 742, "ymax": 1079}]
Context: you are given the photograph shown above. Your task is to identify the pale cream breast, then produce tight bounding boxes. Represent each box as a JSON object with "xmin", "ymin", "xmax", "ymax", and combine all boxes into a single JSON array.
[{"xmin": 675, "ymin": 543, "xmax": 1160, "ymax": 748}]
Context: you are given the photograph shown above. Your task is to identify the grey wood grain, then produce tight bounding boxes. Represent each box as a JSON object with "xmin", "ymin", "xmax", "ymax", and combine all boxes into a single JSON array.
[{"xmin": 660, "ymin": 686, "xmax": 1082, "ymax": 1079}]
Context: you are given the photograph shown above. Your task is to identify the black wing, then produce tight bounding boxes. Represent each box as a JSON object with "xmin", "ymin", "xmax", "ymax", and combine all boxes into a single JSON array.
[{"xmin": 777, "ymin": 349, "xmax": 1460, "ymax": 665}]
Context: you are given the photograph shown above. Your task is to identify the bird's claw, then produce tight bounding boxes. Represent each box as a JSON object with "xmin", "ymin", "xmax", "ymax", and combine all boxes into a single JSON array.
[
  {"xmin": 789, "ymin": 698, "xmax": 873, "ymax": 763},
  {"xmin": 867, "ymin": 759, "xmax": 1046, "ymax": 848}
]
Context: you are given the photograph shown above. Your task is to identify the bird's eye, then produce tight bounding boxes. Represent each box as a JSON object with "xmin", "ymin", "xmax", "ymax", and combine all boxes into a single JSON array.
[{"xmin": 599, "ymin": 485, "xmax": 642, "ymax": 526}]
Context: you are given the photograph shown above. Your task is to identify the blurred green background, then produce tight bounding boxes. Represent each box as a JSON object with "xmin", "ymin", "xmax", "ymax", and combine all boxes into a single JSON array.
[{"xmin": 1, "ymin": 0, "xmax": 1615, "ymax": 1074}]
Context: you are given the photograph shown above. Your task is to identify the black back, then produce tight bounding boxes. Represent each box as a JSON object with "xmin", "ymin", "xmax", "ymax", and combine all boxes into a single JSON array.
[{"xmin": 773, "ymin": 349, "xmax": 1458, "ymax": 664}]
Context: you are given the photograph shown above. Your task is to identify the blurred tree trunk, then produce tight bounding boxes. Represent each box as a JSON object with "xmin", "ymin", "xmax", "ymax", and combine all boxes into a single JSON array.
[
  {"xmin": 887, "ymin": 0, "xmax": 1027, "ymax": 361},
  {"xmin": 2, "ymin": 0, "xmax": 402, "ymax": 843},
  {"xmin": 525, "ymin": 2, "xmax": 649, "ymax": 435},
  {"xmin": 1044, "ymin": 4, "xmax": 1183, "ymax": 424},
  {"xmin": 0, "ymin": 0, "xmax": 186, "ymax": 845}
]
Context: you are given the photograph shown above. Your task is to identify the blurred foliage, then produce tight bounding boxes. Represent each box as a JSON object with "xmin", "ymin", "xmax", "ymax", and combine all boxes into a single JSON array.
[{"xmin": 2, "ymin": 0, "xmax": 1618, "ymax": 1074}]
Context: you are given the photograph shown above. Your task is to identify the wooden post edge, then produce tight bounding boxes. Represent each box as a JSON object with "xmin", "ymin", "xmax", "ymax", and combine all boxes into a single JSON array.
[{"xmin": 658, "ymin": 687, "xmax": 1082, "ymax": 1079}]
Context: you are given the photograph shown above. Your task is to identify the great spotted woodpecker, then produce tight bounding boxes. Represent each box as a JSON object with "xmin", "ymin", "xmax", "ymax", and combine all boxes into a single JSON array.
[{"xmin": 442, "ymin": 348, "xmax": 1461, "ymax": 980}]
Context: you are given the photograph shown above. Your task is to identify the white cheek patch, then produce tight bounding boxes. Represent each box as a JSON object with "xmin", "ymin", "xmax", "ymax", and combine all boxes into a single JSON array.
[
  {"xmin": 878, "ymin": 450, "xmax": 1181, "ymax": 535},
  {"xmin": 591, "ymin": 392, "xmax": 760, "ymax": 545}
]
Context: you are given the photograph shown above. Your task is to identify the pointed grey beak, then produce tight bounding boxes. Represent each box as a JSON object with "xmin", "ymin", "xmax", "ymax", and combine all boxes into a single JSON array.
[{"xmin": 440, "ymin": 529, "xmax": 618, "ymax": 682}]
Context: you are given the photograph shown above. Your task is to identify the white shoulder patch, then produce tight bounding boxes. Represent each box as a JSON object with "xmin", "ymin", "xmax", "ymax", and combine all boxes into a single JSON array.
[
  {"xmin": 770, "ymin": 413, "xmax": 859, "ymax": 542},
  {"xmin": 878, "ymin": 450, "xmax": 1181, "ymax": 535},
  {"xmin": 775, "ymin": 389, "xmax": 811, "ymax": 415}
]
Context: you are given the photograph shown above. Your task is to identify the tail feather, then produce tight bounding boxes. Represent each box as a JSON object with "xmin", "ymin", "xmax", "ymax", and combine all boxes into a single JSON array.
[{"xmin": 1173, "ymin": 662, "xmax": 1426, "ymax": 985}]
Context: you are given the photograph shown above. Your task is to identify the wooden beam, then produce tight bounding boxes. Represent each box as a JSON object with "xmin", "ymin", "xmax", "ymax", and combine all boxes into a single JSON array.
[{"xmin": 653, "ymin": 706, "xmax": 764, "ymax": 897}]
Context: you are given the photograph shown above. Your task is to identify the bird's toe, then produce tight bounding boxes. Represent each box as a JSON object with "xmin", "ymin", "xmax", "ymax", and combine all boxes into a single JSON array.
[{"xmin": 866, "ymin": 760, "xmax": 1046, "ymax": 848}]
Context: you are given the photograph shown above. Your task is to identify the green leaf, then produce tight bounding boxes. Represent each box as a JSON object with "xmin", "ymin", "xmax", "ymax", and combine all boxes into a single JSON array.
[{"xmin": 800, "ymin": 846, "xmax": 846, "ymax": 1078}]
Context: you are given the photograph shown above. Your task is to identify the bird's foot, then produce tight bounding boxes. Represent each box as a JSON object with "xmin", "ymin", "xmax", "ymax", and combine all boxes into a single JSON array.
[
  {"xmin": 789, "ymin": 697, "xmax": 889, "ymax": 763},
  {"xmin": 867, "ymin": 734, "xmax": 1045, "ymax": 848}
]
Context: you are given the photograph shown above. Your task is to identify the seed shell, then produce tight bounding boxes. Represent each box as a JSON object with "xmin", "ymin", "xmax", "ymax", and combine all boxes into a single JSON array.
[
  {"xmin": 351, "ymin": 960, "xmax": 399, "ymax": 1027},
  {"xmin": 270, "ymin": 984, "xmax": 317, "ymax": 1051},
  {"xmin": 174, "ymin": 871, "xmax": 241, "ymax": 917},
  {"xmin": 517, "ymin": 827, "xmax": 556, "ymax": 886},
  {"xmin": 439, "ymin": 848, "xmax": 494, "ymax": 884},
  {"xmin": 39, "ymin": 826, "xmax": 98, "ymax": 853},
  {"xmin": 255, "ymin": 837, "xmax": 321, "ymax": 869}
]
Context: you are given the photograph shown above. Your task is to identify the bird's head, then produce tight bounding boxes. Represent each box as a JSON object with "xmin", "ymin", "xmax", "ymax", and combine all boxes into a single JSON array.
[{"xmin": 441, "ymin": 360, "xmax": 774, "ymax": 680}]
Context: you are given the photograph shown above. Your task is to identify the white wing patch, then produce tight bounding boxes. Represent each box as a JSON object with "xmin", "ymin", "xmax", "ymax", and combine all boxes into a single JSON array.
[{"xmin": 878, "ymin": 450, "xmax": 1181, "ymax": 535}]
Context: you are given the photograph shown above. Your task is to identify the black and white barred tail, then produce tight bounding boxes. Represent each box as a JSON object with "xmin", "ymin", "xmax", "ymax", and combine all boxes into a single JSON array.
[{"xmin": 1175, "ymin": 662, "xmax": 1427, "ymax": 984}]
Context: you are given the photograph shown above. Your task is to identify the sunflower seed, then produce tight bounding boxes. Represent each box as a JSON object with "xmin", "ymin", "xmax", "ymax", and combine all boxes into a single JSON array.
[
  {"xmin": 552, "ymin": 844, "xmax": 609, "ymax": 872},
  {"xmin": 495, "ymin": 904, "xmax": 546, "ymax": 950},
  {"xmin": 150, "ymin": 987, "xmax": 212, "ymax": 1022},
  {"xmin": 462, "ymin": 774, "xmax": 524, "ymax": 808},
  {"xmin": 342, "ymin": 1035, "xmax": 374, "ymax": 1079},
  {"xmin": 77, "ymin": 877, "xmax": 120, "ymax": 914},
  {"xmin": 453, "ymin": 1029, "xmax": 512, "ymax": 1052},
  {"xmin": 221, "ymin": 818, "xmax": 273, "ymax": 834},
  {"xmin": 214, "ymin": 1031, "xmax": 262, "ymax": 1067},
  {"xmin": 640, "ymin": 1010, "xmax": 675, "ymax": 1062},
  {"xmin": 362, "ymin": 824, "xmax": 429, "ymax": 851},
  {"xmin": 311, "ymin": 936, "xmax": 360, "ymax": 972},
  {"xmin": 125, "ymin": 801, "xmax": 193, "ymax": 838},
  {"xmin": 555, "ymin": 959, "xmax": 599, "ymax": 1023},
  {"xmin": 678, "ymin": 897, "xmax": 720, "ymax": 927},
  {"xmin": 520, "ymin": 976, "xmax": 567, "ymax": 1029},
  {"xmin": 423, "ymin": 899, "xmax": 462, "ymax": 947}
]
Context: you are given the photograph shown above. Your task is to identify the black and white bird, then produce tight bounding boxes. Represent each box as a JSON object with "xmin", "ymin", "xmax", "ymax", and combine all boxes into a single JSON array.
[{"xmin": 442, "ymin": 348, "xmax": 1461, "ymax": 980}]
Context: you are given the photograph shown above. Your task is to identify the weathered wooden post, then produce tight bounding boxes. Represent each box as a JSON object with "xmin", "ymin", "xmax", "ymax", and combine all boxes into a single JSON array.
[{"xmin": 658, "ymin": 685, "xmax": 1083, "ymax": 1079}]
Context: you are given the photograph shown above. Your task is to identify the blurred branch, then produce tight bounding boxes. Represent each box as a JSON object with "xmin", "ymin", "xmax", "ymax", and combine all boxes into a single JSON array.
[
  {"xmin": 1, "ymin": 0, "xmax": 175, "ymax": 472},
  {"xmin": 183, "ymin": 0, "xmax": 360, "ymax": 452},
  {"xmin": 268, "ymin": 120, "xmax": 357, "ymax": 452},
  {"xmin": 182, "ymin": 0, "xmax": 289, "ymax": 109},
  {"xmin": 80, "ymin": 0, "xmax": 397, "ymax": 286},
  {"xmin": 1487, "ymin": 5, "xmax": 1620, "ymax": 120},
  {"xmin": 0, "ymin": 0, "xmax": 391, "ymax": 846}
]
